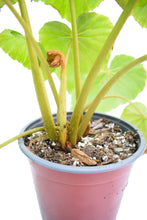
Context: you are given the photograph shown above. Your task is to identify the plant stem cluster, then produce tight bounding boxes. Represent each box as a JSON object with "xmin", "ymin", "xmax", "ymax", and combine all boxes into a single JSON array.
[{"xmin": 1, "ymin": 0, "xmax": 147, "ymax": 150}]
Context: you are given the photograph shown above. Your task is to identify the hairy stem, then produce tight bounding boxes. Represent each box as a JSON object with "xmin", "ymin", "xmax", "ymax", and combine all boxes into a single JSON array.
[
  {"xmin": 47, "ymin": 50, "xmax": 67, "ymax": 149},
  {"xmin": 69, "ymin": 0, "xmax": 81, "ymax": 99},
  {"xmin": 3, "ymin": 0, "xmax": 59, "ymax": 107},
  {"xmin": 18, "ymin": 0, "xmax": 57, "ymax": 140},
  {"xmin": 58, "ymin": 61, "xmax": 67, "ymax": 148},
  {"xmin": 0, "ymin": 127, "xmax": 45, "ymax": 149},
  {"xmin": 69, "ymin": 0, "xmax": 139, "ymax": 145},
  {"xmin": 104, "ymin": 95, "xmax": 146, "ymax": 118},
  {"xmin": 77, "ymin": 54, "xmax": 147, "ymax": 138}
]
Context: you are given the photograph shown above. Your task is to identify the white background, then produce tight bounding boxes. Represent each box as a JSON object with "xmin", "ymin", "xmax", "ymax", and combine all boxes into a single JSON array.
[{"xmin": 0, "ymin": 0, "xmax": 147, "ymax": 219}]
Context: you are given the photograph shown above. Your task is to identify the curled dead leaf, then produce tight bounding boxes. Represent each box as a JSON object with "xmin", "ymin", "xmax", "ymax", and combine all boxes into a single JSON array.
[{"xmin": 47, "ymin": 49, "xmax": 65, "ymax": 68}]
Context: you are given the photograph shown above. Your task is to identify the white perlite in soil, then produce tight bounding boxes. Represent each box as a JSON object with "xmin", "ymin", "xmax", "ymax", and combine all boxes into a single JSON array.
[{"xmin": 24, "ymin": 118, "xmax": 139, "ymax": 166}]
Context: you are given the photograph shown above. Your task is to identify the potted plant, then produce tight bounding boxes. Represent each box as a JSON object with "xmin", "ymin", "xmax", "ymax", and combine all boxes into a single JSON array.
[{"xmin": 0, "ymin": 0, "xmax": 147, "ymax": 219}]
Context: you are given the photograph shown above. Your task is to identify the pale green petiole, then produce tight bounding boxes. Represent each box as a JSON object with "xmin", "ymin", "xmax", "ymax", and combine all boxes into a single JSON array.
[
  {"xmin": 104, "ymin": 95, "xmax": 147, "ymax": 119},
  {"xmin": 0, "ymin": 127, "xmax": 45, "ymax": 149},
  {"xmin": 69, "ymin": 0, "xmax": 81, "ymax": 99},
  {"xmin": 46, "ymin": 50, "xmax": 67, "ymax": 149},
  {"xmin": 18, "ymin": 0, "xmax": 57, "ymax": 141}
]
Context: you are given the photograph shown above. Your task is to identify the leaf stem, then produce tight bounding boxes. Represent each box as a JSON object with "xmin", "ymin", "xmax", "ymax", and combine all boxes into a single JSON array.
[
  {"xmin": 69, "ymin": 0, "xmax": 81, "ymax": 99},
  {"xmin": 0, "ymin": 127, "xmax": 45, "ymax": 149},
  {"xmin": 47, "ymin": 50, "xmax": 67, "ymax": 149},
  {"xmin": 58, "ymin": 59, "xmax": 67, "ymax": 149},
  {"xmin": 3, "ymin": 0, "xmax": 59, "ymax": 107},
  {"xmin": 18, "ymin": 0, "xmax": 57, "ymax": 141},
  {"xmin": 69, "ymin": 0, "xmax": 139, "ymax": 145},
  {"xmin": 77, "ymin": 54, "xmax": 147, "ymax": 138},
  {"xmin": 103, "ymin": 95, "xmax": 146, "ymax": 118}
]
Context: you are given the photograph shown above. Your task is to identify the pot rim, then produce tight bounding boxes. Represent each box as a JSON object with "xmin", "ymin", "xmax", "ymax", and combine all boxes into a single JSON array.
[{"xmin": 18, "ymin": 112, "xmax": 145, "ymax": 174}]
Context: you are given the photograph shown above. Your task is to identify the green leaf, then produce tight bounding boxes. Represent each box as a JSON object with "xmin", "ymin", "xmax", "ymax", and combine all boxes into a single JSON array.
[
  {"xmin": 0, "ymin": 0, "xmax": 17, "ymax": 8},
  {"xmin": 84, "ymin": 55, "xmax": 146, "ymax": 113},
  {"xmin": 40, "ymin": 0, "xmax": 103, "ymax": 21},
  {"xmin": 115, "ymin": 0, "xmax": 147, "ymax": 28},
  {"xmin": 39, "ymin": 12, "xmax": 113, "ymax": 92},
  {"xmin": 121, "ymin": 102, "xmax": 147, "ymax": 148},
  {"xmin": 0, "ymin": 29, "xmax": 30, "ymax": 69},
  {"xmin": 39, "ymin": 21, "xmax": 71, "ymax": 57}
]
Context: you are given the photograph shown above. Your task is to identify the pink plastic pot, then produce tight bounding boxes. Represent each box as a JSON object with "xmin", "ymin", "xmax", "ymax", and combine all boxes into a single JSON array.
[{"xmin": 19, "ymin": 112, "xmax": 145, "ymax": 220}]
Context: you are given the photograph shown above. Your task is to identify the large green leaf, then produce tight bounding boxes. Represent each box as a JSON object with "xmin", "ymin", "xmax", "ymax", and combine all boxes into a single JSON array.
[
  {"xmin": 0, "ymin": 29, "xmax": 30, "ymax": 69},
  {"xmin": 40, "ymin": 0, "xmax": 103, "ymax": 21},
  {"xmin": 39, "ymin": 12, "xmax": 113, "ymax": 92},
  {"xmin": 115, "ymin": 0, "xmax": 147, "ymax": 28},
  {"xmin": 96, "ymin": 55, "xmax": 147, "ymax": 112},
  {"xmin": 121, "ymin": 102, "xmax": 147, "ymax": 148},
  {"xmin": 0, "ymin": 0, "xmax": 17, "ymax": 8}
]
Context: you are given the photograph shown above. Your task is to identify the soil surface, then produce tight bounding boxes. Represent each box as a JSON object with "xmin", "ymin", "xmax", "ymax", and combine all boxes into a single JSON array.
[{"xmin": 24, "ymin": 118, "xmax": 139, "ymax": 167}]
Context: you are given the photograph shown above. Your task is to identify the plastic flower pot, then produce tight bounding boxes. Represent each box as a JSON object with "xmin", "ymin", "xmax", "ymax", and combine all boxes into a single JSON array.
[{"xmin": 19, "ymin": 112, "xmax": 145, "ymax": 220}]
